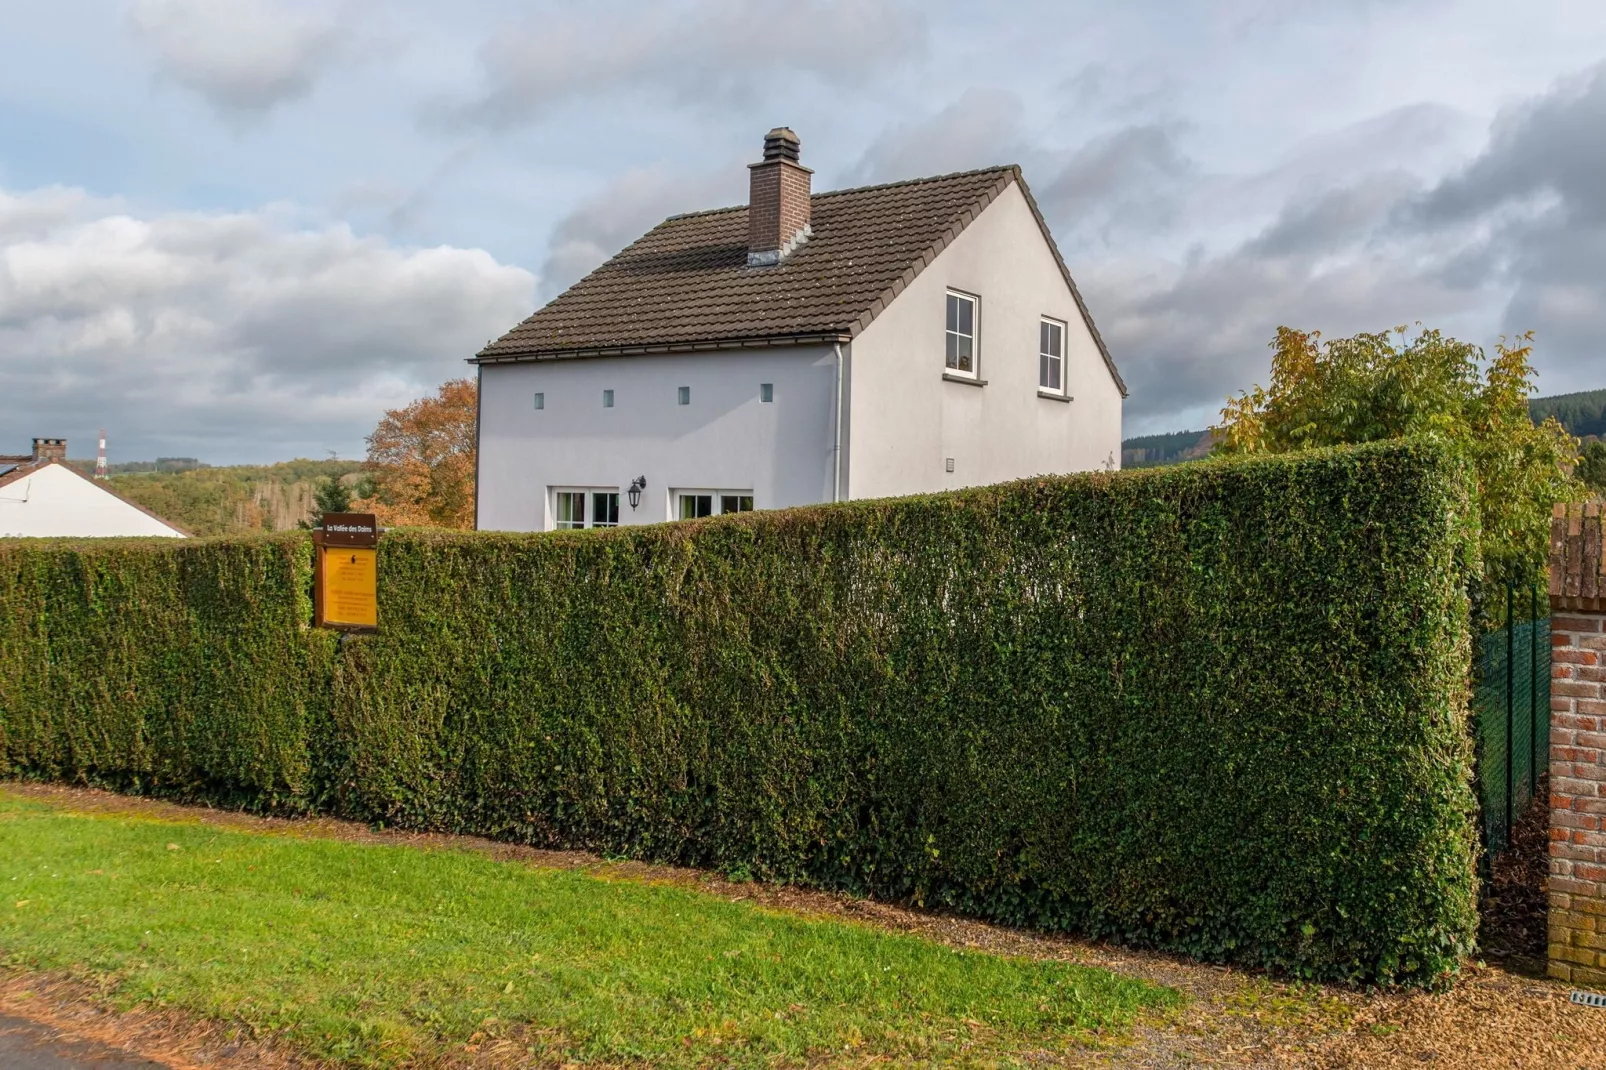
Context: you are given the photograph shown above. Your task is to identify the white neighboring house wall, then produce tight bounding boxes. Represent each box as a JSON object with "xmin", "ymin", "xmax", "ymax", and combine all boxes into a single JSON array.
[
  {"xmin": 845, "ymin": 181, "xmax": 1123, "ymax": 499},
  {"xmin": 477, "ymin": 347, "xmax": 838, "ymax": 532},
  {"xmin": 0, "ymin": 463, "xmax": 186, "ymax": 538}
]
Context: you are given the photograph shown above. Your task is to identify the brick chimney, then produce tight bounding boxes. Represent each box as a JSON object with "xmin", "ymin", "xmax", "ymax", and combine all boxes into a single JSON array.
[
  {"xmin": 747, "ymin": 127, "xmax": 812, "ymax": 267},
  {"xmin": 32, "ymin": 437, "xmax": 67, "ymax": 464}
]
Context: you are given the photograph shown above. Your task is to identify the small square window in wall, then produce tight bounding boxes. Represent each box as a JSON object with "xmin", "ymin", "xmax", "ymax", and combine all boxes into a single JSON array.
[
  {"xmin": 533, "ymin": 392, "xmax": 544, "ymax": 410},
  {"xmin": 603, "ymin": 389, "xmax": 614, "ymax": 408},
  {"xmin": 678, "ymin": 386, "xmax": 691, "ymax": 406},
  {"xmin": 760, "ymin": 383, "xmax": 774, "ymax": 403}
]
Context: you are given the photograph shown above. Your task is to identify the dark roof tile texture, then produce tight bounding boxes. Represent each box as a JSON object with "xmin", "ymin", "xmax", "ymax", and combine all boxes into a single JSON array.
[{"xmin": 476, "ymin": 165, "xmax": 1125, "ymax": 395}]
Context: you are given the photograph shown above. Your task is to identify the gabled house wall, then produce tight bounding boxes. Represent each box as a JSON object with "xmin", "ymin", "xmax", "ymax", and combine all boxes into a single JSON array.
[
  {"xmin": 846, "ymin": 182, "xmax": 1123, "ymax": 500},
  {"xmin": 476, "ymin": 346, "xmax": 839, "ymax": 531}
]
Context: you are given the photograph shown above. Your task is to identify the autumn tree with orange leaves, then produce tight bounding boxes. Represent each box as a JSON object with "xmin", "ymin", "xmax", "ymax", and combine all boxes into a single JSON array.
[{"xmin": 352, "ymin": 378, "xmax": 477, "ymax": 529}]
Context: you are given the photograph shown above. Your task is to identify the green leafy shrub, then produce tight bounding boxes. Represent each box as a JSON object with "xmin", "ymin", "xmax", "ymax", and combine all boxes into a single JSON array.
[{"xmin": 0, "ymin": 441, "xmax": 1480, "ymax": 986}]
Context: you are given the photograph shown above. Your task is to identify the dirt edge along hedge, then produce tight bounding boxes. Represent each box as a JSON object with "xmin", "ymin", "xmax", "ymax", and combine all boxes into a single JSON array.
[{"xmin": 1, "ymin": 440, "xmax": 1479, "ymax": 986}]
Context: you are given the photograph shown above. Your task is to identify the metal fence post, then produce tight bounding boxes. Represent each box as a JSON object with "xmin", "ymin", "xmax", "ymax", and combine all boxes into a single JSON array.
[
  {"xmin": 1531, "ymin": 584, "xmax": 1539, "ymax": 799},
  {"xmin": 1506, "ymin": 583, "xmax": 1515, "ymax": 839}
]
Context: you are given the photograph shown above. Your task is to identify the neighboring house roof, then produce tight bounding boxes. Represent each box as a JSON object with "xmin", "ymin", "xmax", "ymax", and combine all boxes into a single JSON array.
[
  {"xmin": 0, "ymin": 459, "xmax": 191, "ymax": 537},
  {"xmin": 474, "ymin": 165, "xmax": 1126, "ymax": 396}
]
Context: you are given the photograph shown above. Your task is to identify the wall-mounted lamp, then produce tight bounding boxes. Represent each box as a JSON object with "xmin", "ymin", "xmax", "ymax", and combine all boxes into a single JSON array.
[{"xmin": 627, "ymin": 475, "xmax": 647, "ymax": 510}]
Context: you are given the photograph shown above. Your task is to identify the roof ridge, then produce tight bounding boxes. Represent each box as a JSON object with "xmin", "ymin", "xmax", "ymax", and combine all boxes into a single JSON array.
[
  {"xmin": 471, "ymin": 161, "xmax": 1127, "ymax": 401},
  {"xmin": 662, "ymin": 204, "xmax": 746, "ymax": 222},
  {"xmin": 813, "ymin": 163, "xmax": 1018, "ymax": 200},
  {"xmin": 659, "ymin": 164, "xmax": 1019, "ymax": 222}
]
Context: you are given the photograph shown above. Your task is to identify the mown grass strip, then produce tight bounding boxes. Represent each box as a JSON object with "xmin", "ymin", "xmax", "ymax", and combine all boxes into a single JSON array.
[{"xmin": 0, "ymin": 796, "xmax": 1176, "ymax": 1067}]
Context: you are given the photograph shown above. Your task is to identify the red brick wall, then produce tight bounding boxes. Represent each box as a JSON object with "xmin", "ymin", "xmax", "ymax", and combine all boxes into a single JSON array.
[
  {"xmin": 748, "ymin": 160, "xmax": 811, "ymax": 255},
  {"xmin": 1549, "ymin": 609, "xmax": 1606, "ymax": 985},
  {"xmin": 1549, "ymin": 502, "xmax": 1606, "ymax": 985}
]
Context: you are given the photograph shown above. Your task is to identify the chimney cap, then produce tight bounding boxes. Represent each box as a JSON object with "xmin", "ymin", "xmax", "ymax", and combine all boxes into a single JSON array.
[{"xmin": 762, "ymin": 127, "xmax": 801, "ymax": 163}]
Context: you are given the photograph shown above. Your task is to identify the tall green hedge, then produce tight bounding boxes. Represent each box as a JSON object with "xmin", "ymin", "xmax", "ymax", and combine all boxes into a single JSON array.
[
  {"xmin": 0, "ymin": 534, "xmax": 334, "ymax": 807},
  {"xmin": 0, "ymin": 441, "xmax": 1480, "ymax": 985}
]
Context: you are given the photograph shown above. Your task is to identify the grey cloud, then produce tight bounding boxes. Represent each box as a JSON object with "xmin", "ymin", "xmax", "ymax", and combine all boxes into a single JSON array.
[
  {"xmin": 1085, "ymin": 228, "xmax": 1503, "ymax": 425},
  {"xmin": 129, "ymin": 0, "xmax": 348, "ymax": 119},
  {"xmin": 841, "ymin": 88, "xmax": 1027, "ymax": 187},
  {"xmin": 1392, "ymin": 61, "xmax": 1606, "ymax": 391},
  {"xmin": 0, "ymin": 186, "xmax": 535, "ymax": 461},
  {"xmin": 434, "ymin": 0, "xmax": 928, "ymax": 131},
  {"xmin": 1411, "ymin": 63, "xmax": 1606, "ymax": 227},
  {"xmin": 845, "ymin": 92, "xmax": 1195, "ymax": 250},
  {"xmin": 1054, "ymin": 63, "xmax": 1178, "ymax": 124},
  {"xmin": 1244, "ymin": 171, "xmax": 1421, "ymax": 257},
  {"xmin": 1036, "ymin": 123, "xmax": 1195, "ymax": 247},
  {"xmin": 1051, "ymin": 78, "xmax": 1606, "ymax": 430}
]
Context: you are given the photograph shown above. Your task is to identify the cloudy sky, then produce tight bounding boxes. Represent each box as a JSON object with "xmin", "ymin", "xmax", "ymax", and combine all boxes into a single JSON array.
[{"xmin": 3, "ymin": 0, "xmax": 1605, "ymax": 462}]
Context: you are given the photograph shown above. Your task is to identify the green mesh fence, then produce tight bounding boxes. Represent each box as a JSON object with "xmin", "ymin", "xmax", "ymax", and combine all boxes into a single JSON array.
[{"xmin": 1474, "ymin": 586, "xmax": 1551, "ymax": 857}]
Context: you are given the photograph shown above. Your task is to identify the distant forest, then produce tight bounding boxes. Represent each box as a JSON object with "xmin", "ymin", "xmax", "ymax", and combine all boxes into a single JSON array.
[
  {"xmin": 1121, "ymin": 429, "xmax": 1214, "ymax": 468},
  {"xmin": 1530, "ymin": 389, "xmax": 1606, "ymax": 441},
  {"xmin": 1123, "ymin": 388, "xmax": 1606, "ymax": 469},
  {"xmin": 69, "ymin": 459, "xmax": 366, "ymax": 537}
]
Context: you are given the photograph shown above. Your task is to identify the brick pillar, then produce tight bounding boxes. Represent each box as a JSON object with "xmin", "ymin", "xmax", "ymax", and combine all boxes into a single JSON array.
[{"xmin": 1549, "ymin": 502, "xmax": 1606, "ymax": 985}]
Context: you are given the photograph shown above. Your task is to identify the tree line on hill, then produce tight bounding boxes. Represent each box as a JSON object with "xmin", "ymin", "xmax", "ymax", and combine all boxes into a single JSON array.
[{"xmin": 92, "ymin": 459, "xmax": 367, "ymax": 537}]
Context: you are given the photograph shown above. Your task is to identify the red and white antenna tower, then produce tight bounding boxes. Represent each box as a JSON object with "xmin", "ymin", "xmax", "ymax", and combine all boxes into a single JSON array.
[{"xmin": 95, "ymin": 430, "xmax": 108, "ymax": 480}]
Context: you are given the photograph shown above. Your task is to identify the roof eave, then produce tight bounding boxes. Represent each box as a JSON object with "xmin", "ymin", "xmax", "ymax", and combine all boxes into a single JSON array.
[
  {"xmin": 470, "ymin": 331, "xmax": 853, "ymax": 365},
  {"xmin": 1010, "ymin": 168, "xmax": 1128, "ymax": 397}
]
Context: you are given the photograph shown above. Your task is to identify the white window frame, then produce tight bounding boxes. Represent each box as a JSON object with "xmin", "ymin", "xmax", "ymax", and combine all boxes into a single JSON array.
[
  {"xmin": 1039, "ymin": 317, "xmax": 1066, "ymax": 394},
  {"xmin": 670, "ymin": 489, "xmax": 755, "ymax": 521},
  {"xmin": 944, "ymin": 290, "xmax": 979, "ymax": 377},
  {"xmin": 550, "ymin": 487, "xmax": 621, "ymax": 531}
]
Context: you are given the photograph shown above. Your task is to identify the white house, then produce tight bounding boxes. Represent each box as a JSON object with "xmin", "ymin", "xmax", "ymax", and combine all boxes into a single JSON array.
[
  {"xmin": 0, "ymin": 439, "xmax": 187, "ymax": 538},
  {"xmin": 474, "ymin": 129, "xmax": 1126, "ymax": 532}
]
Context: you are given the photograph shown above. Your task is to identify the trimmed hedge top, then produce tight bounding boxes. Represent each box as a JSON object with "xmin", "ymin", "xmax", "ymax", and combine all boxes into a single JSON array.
[{"xmin": 0, "ymin": 440, "xmax": 1481, "ymax": 986}]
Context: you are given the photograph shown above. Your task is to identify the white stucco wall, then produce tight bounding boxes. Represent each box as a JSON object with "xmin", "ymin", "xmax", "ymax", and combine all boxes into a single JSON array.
[
  {"xmin": 476, "ymin": 347, "xmax": 839, "ymax": 531},
  {"xmin": 845, "ymin": 181, "xmax": 1124, "ymax": 499},
  {"xmin": 0, "ymin": 463, "xmax": 186, "ymax": 538}
]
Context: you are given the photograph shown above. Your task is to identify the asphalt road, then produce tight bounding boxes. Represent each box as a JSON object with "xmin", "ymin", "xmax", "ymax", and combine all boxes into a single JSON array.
[{"xmin": 0, "ymin": 1013, "xmax": 169, "ymax": 1069}]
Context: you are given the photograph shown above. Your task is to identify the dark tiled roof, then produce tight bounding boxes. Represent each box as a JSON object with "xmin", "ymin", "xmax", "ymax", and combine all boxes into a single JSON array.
[{"xmin": 475, "ymin": 165, "xmax": 1125, "ymax": 395}]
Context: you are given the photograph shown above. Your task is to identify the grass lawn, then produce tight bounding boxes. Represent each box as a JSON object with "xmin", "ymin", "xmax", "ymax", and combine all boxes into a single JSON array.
[{"xmin": 0, "ymin": 794, "xmax": 1177, "ymax": 1067}]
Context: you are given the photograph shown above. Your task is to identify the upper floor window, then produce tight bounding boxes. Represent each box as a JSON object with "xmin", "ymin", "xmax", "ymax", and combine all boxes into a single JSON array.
[
  {"xmin": 1040, "ymin": 318, "xmax": 1065, "ymax": 393},
  {"xmin": 945, "ymin": 291, "xmax": 977, "ymax": 375}
]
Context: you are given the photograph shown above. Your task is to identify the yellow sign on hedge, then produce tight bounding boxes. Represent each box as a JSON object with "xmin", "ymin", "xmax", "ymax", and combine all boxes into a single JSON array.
[
  {"xmin": 321, "ymin": 547, "xmax": 377, "ymax": 629},
  {"xmin": 313, "ymin": 512, "xmax": 379, "ymax": 632}
]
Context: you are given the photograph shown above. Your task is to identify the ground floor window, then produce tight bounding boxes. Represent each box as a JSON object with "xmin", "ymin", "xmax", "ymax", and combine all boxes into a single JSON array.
[
  {"xmin": 675, "ymin": 490, "xmax": 754, "ymax": 520},
  {"xmin": 553, "ymin": 488, "xmax": 620, "ymax": 530}
]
